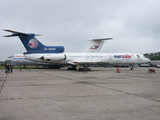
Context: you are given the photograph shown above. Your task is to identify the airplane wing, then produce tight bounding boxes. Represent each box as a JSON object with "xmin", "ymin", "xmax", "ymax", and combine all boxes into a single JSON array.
[
  {"xmin": 67, "ymin": 60, "xmax": 103, "ymax": 65},
  {"xmin": 83, "ymin": 38, "xmax": 113, "ymax": 53}
]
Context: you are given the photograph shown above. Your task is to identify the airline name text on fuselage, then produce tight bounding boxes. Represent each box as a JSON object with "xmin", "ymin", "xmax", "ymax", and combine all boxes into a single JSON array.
[{"xmin": 114, "ymin": 55, "xmax": 131, "ymax": 58}]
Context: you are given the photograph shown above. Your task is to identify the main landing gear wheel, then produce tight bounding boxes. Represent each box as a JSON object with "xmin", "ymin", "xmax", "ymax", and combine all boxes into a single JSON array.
[
  {"xmin": 67, "ymin": 67, "xmax": 77, "ymax": 70},
  {"xmin": 78, "ymin": 68, "xmax": 91, "ymax": 71}
]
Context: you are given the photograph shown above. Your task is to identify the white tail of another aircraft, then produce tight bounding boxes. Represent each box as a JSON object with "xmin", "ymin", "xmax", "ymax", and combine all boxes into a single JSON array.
[{"xmin": 83, "ymin": 38, "xmax": 113, "ymax": 53}]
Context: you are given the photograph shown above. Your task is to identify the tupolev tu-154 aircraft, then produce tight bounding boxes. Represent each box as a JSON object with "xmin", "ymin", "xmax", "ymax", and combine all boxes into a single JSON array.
[{"xmin": 4, "ymin": 29, "xmax": 150, "ymax": 70}]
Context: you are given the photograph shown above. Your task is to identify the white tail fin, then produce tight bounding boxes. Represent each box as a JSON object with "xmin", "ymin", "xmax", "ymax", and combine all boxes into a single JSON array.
[{"xmin": 83, "ymin": 38, "xmax": 113, "ymax": 53}]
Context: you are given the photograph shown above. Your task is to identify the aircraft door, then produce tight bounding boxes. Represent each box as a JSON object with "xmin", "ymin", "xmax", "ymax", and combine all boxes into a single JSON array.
[
  {"xmin": 103, "ymin": 55, "xmax": 109, "ymax": 63},
  {"xmin": 109, "ymin": 55, "xmax": 113, "ymax": 64},
  {"xmin": 113, "ymin": 55, "xmax": 122, "ymax": 64}
]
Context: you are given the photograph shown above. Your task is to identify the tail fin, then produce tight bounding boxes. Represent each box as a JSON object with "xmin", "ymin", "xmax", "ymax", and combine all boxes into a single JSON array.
[
  {"xmin": 4, "ymin": 30, "xmax": 64, "ymax": 54},
  {"xmin": 83, "ymin": 38, "xmax": 113, "ymax": 53}
]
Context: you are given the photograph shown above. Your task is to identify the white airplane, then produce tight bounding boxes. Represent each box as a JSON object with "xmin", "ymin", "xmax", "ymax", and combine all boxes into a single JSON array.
[
  {"xmin": 4, "ymin": 30, "xmax": 150, "ymax": 70},
  {"xmin": 5, "ymin": 54, "xmax": 49, "ymax": 66},
  {"xmin": 25, "ymin": 53, "xmax": 150, "ymax": 70}
]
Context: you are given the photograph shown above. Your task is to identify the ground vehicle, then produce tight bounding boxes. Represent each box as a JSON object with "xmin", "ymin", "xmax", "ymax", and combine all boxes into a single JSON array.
[
  {"xmin": 156, "ymin": 65, "xmax": 160, "ymax": 68},
  {"xmin": 140, "ymin": 64, "xmax": 150, "ymax": 67}
]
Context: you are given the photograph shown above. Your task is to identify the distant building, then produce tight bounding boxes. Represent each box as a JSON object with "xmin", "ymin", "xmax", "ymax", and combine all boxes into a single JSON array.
[{"xmin": 150, "ymin": 60, "xmax": 160, "ymax": 66}]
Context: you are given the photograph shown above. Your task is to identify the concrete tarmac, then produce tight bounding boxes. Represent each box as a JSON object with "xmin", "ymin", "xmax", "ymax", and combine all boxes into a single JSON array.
[{"xmin": 0, "ymin": 67, "xmax": 160, "ymax": 120}]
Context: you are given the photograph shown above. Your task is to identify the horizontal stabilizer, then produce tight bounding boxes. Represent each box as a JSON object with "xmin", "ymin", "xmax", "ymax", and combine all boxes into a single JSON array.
[
  {"xmin": 4, "ymin": 35, "xmax": 17, "ymax": 37},
  {"xmin": 88, "ymin": 38, "xmax": 113, "ymax": 41},
  {"xmin": 3, "ymin": 29, "xmax": 42, "ymax": 37}
]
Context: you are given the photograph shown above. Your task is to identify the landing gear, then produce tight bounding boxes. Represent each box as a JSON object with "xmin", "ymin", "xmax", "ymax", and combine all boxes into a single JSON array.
[
  {"xmin": 78, "ymin": 67, "xmax": 91, "ymax": 71},
  {"xmin": 67, "ymin": 66, "xmax": 77, "ymax": 70},
  {"xmin": 49, "ymin": 65, "xmax": 61, "ymax": 69},
  {"xmin": 78, "ymin": 68, "xmax": 83, "ymax": 71},
  {"xmin": 67, "ymin": 65, "xmax": 91, "ymax": 71}
]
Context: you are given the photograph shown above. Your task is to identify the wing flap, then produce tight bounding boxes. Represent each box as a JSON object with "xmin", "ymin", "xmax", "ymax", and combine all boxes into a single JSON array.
[{"xmin": 67, "ymin": 60, "xmax": 103, "ymax": 65}]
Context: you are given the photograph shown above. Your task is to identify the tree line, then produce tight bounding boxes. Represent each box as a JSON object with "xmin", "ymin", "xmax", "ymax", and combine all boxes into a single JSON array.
[{"xmin": 143, "ymin": 52, "xmax": 160, "ymax": 60}]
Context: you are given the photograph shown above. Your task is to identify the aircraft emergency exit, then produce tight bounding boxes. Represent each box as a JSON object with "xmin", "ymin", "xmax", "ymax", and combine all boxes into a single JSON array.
[{"xmin": 4, "ymin": 30, "xmax": 150, "ymax": 71}]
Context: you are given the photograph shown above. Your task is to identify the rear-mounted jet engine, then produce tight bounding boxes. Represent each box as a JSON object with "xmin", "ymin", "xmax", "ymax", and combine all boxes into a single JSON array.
[{"xmin": 41, "ymin": 54, "xmax": 66, "ymax": 61}]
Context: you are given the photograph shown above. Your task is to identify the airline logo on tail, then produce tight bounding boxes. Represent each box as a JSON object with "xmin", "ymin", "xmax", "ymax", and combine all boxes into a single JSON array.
[
  {"xmin": 28, "ymin": 39, "xmax": 39, "ymax": 49},
  {"xmin": 90, "ymin": 46, "xmax": 99, "ymax": 49}
]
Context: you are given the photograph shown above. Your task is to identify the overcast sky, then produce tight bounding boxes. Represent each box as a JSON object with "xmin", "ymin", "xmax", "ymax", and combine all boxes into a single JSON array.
[{"xmin": 0, "ymin": 0, "xmax": 160, "ymax": 61}]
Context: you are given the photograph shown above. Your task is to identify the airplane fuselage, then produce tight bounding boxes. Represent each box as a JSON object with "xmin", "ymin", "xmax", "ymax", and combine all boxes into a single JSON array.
[{"xmin": 25, "ymin": 53, "xmax": 150, "ymax": 66}]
